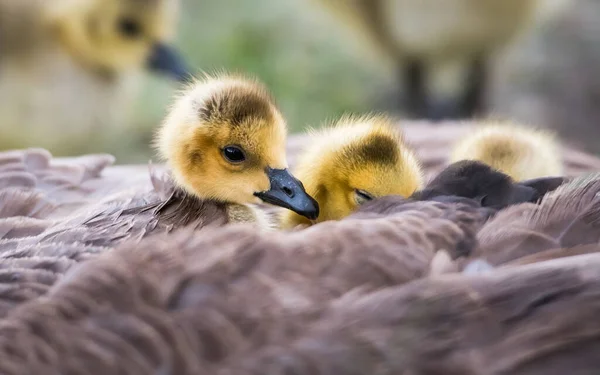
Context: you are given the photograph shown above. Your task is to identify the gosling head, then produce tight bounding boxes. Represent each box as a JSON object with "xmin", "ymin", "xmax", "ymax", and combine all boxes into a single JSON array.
[
  {"xmin": 44, "ymin": 0, "xmax": 189, "ymax": 81},
  {"xmin": 411, "ymin": 159, "xmax": 566, "ymax": 209},
  {"xmin": 154, "ymin": 73, "xmax": 319, "ymax": 220},
  {"xmin": 281, "ymin": 114, "xmax": 423, "ymax": 228},
  {"xmin": 450, "ymin": 120, "xmax": 563, "ymax": 181}
]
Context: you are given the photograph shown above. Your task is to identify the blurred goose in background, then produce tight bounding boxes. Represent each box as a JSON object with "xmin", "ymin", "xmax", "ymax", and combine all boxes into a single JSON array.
[
  {"xmin": 0, "ymin": 0, "xmax": 189, "ymax": 154},
  {"xmin": 310, "ymin": 0, "xmax": 571, "ymax": 120}
]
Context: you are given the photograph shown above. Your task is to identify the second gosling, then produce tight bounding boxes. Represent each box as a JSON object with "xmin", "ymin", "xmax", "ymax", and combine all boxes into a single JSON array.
[
  {"xmin": 281, "ymin": 114, "xmax": 423, "ymax": 228},
  {"xmin": 154, "ymin": 73, "xmax": 319, "ymax": 226},
  {"xmin": 449, "ymin": 120, "xmax": 563, "ymax": 181}
]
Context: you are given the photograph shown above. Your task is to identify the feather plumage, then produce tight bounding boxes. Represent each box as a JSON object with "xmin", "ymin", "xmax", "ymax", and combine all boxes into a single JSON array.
[{"xmin": 475, "ymin": 173, "xmax": 600, "ymax": 265}]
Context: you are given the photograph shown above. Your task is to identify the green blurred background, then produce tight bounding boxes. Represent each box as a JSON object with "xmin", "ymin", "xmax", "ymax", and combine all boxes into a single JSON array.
[
  {"xmin": 3, "ymin": 0, "xmax": 600, "ymax": 162},
  {"xmin": 123, "ymin": 0, "xmax": 388, "ymax": 162}
]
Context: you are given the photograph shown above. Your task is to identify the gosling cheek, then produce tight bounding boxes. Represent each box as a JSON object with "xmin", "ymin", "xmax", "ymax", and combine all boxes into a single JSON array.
[
  {"xmin": 231, "ymin": 183, "xmax": 258, "ymax": 204},
  {"xmin": 255, "ymin": 175, "xmax": 271, "ymax": 193}
]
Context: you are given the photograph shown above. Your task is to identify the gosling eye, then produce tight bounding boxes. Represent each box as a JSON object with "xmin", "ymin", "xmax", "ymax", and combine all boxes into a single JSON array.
[
  {"xmin": 355, "ymin": 189, "xmax": 374, "ymax": 205},
  {"xmin": 117, "ymin": 17, "xmax": 142, "ymax": 38},
  {"xmin": 222, "ymin": 145, "xmax": 246, "ymax": 164}
]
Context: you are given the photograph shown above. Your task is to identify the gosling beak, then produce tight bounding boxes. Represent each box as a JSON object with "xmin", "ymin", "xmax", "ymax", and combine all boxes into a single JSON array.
[
  {"xmin": 517, "ymin": 176, "xmax": 567, "ymax": 201},
  {"xmin": 506, "ymin": 184, "xmax": 537, "ymax": 206},
  {"xmin": 146, "ymin": 43, "xmax": 190, "ymax": 83},
  {"xmin": 254, "ymin": 168, "xmax": 319, "ymax": 220}
]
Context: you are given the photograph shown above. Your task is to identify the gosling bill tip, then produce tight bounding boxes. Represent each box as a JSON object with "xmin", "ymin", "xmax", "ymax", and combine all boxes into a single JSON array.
[{"xmin": 254, "ymin": 168, "xmax": 319, "ymax": 220}]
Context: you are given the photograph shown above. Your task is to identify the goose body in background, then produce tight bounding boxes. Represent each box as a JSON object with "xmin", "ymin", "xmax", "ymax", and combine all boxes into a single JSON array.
[
  {"xmin": 0, "ymin": 0, "xmax": 189, "ymax": 154},
  {"xmin": 310, "ymin": 0, "xmax": 570, "ymax": 120}
]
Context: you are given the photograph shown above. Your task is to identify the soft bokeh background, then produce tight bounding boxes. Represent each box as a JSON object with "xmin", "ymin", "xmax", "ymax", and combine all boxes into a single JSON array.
[
  {"xmin": 123, "ymin": 0, "xmax": 389, "ymax": 162},
  {"xmin": 2, "ymin": 0, "xmax": 600, "ymax": 162}
]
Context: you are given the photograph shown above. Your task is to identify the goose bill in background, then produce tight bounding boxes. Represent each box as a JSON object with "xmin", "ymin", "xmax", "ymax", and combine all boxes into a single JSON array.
[{"xmin": 146, "ymin": 42, "xmax": 190, "ymax": 82}]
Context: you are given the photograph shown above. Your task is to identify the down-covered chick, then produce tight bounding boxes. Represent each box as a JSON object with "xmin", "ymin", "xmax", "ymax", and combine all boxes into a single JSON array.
[
  {"xmin": 280, "ymin": 114, "xmax": 423, "ymax": 228},
  {"xmin": 0, "ymin": 0, "xmax": 188, "ymax": 80},
  {"xmin": 0, "ymin": 0, "xmax": 189, "ymax": 153},
  {"xmin": 154, "ymin": 73, "xmax": 319, "ymax": 225},
  {"xmin": 449, "ymin": 120, "xmax": 563, "ymax": 181}
]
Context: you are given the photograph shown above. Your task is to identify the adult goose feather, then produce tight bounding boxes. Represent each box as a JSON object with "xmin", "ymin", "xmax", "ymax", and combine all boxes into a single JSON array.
[
  {"xmin": 0, "ymin": 120, "xmax": 600, "ymax": 371},
  {"xmin": 0, "ymin": 216, "xmax": 599, "ymax": 373},
  {"xmin": 472, "ymin": 172, "xmax": 600, "ymax": 266},
  {"xmin": 0, "ymin": 190, "xmax": 483, "ymax": 318}
]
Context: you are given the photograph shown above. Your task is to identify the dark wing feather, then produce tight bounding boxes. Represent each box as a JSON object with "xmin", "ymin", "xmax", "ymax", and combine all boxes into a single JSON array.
[{"xmin": 476, "ymin": 173, "xmax": 600, "ymax": 264}]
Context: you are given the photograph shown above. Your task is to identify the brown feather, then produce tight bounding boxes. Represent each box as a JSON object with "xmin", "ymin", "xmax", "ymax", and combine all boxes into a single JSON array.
[
  {"xmin": 0, "ymin": 194, "xmax": 477, "ymax": 320},
  {"xmin": 0, "ymin": 225, "xmax": 598, "ymax": 373},
  {"xmin": 476, "ymin": 173, "xmax": 600, "ymax": 264},
  {"xmin": 222, "ymin": 253, "xmax": 600, "ymax": 375},
  {"xmin": 0, "ymin": 121, "xmax": 598, "ymax": 371},
  {"xmin": 503, "ymin": 243, "xmax": 600, "ymax": 267}
]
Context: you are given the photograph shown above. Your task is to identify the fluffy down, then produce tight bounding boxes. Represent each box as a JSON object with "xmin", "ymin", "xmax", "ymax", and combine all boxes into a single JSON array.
[{"xmin": 450, "ymin": 121, "xmax": 563, "ymax": 180}]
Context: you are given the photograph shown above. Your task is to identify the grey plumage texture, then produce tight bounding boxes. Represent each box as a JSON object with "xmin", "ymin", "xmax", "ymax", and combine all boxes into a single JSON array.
[
  {"xmin": 1, "ymin": 121, "xmax": 600, "ymax": 372},
  {"xmin": 475, "ymin": 173, "xmax": 600, "ymax": 265},
  {"xmin": 0, "ymin": 147, "xmax": 231, "ymax": 316},
  {"xmin": 1, "ymin": 222, "xmax": 600, "ymax": 374}
]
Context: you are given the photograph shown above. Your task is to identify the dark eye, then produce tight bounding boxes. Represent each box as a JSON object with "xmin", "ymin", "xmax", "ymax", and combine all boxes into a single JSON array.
[
  {"xmin": 222, "ymin": 146, "xmax": 246, "ymax": 164},
  {"xmin": 355, "ymin": 189, "xmax": 374, "ymax": 205},
  {"xmin": 117, "ymin": 18, "xmax": 142, "ymax": 38}
]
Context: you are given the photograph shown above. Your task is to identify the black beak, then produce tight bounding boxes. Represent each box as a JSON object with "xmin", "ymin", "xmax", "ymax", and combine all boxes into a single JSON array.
[
  {"xmin": 507, "ymin": 184, "xmax": 537, "ymax": 205},
  {"xmin": 254, "ymin": 168, "xmax": 319, "ymax": 220},
  {"xmin": 517, "ymin": 176, "xmax": 567, "ymax": 200},
  {"xmin": 146, "ymin": 42, "xmax": 190, "ymax": 83}
]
